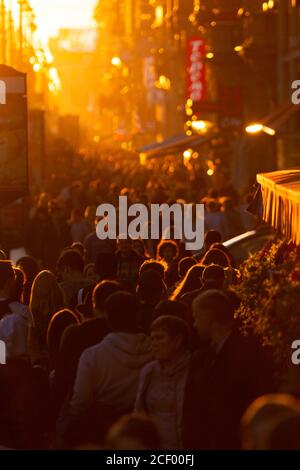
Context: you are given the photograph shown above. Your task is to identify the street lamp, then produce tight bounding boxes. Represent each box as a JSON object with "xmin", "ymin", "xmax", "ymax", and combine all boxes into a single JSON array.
[
  {"xmin": 111, "ymin": 56, "xmax": 122, "ymax": 67},
  {"xmin": 245, "ymin": 123, "xmax": 276, "ymax": 136}
]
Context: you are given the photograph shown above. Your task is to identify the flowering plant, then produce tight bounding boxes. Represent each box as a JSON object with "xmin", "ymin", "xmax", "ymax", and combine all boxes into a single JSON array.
[{"xmin": 234, "ymin": 240, "xmax": 300, "ymax": 369}]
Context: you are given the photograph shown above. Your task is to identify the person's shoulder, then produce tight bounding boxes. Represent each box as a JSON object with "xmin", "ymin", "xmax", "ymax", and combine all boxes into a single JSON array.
[
  {"xmin": 182, "ymin": 288, "xmax": 201, "ymax": 303},
  {"xmin": 8, "ymin": 302, "xmax": 30, "ymax": 321},
  {"xmin": 80, "ymin": 317, "xmax": 108, "ymax": 335},
  {"xmin": 140, "ymin": 360, "xmax": 158, "ymax": 378},
  {"xmin": 80, "ymin": 334, "xmax": 109, "ymax": 360}
]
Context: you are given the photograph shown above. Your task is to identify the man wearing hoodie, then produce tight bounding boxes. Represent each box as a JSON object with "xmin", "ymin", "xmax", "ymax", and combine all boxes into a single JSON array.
[{"xmin": 62, "ymin": 291, "xmax": 152, "ymax": 447}]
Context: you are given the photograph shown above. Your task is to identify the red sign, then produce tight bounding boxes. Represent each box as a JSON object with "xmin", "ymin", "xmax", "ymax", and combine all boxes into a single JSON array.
[{"xmin": 186, "ymin": 37, "xmax": 206, "ymax": 103}]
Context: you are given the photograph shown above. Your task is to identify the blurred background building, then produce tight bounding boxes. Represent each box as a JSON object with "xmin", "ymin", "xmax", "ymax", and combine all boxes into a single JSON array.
[{"xmin": 1, "ymin": 0, "xmax": 300, "ymax": 191}]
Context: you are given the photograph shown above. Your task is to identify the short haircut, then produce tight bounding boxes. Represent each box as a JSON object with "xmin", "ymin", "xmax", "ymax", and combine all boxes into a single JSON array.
[
  {"xmin": 71, "ymin": 242, "xmax": 85, "ymax": 257},
  {"xmin": 202, "ymin": 248, "xmax": 230, "ymax": 268},
  {"xmin": 137, "ymin": 270, "xmax": 164, "ymax": 303},
  {"xmin": 178, "ymin": 257, "xmax": 197, "ymax": 278},
  {"xmin": 204, "ymin": 230, "xmax": 222, "ymax": 247},
  {"xmin": 0, "ymin": 261, "xmax": 14, "ymax": 290},
  {"xmin": 156, "ymin": 240, "xmax": 179, "ymax": 260},
  {"xmin": 92, "ymin": 280, "xmax": 123, "ymax": 311},
  {"xmin": 151, "ymin": 315, "xmax": 190, "ymax": 350},
  {"xmin": 202, "ymin": 264, "xmax": 225, "ymax": 285},
  {"xmin": 57, "ymin": 249, "xmax": 84, "ymax": 273},
  {"xmin": 105, "ymin": 291, "xmax": 139, "ymax": 332},
  {"xmin": 139, "ymin": 259, "xmax": 166, "ymax": 279},
  {"xmin": 210, "ymin": 243, "xmax": 233, "ymax": 263},
  {"xmin": 193, "ymin": 289, "xmax": 233, "ymax": 326}
]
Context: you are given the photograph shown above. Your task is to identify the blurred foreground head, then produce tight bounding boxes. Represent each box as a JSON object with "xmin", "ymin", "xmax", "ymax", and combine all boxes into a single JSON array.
[
  {"xmin": 241, "ymin": 394, "xmax": 300, "ymax": 450},
  {"xmin": 106, "ymin": 413, "xmax": 161, "ymax": 450}
]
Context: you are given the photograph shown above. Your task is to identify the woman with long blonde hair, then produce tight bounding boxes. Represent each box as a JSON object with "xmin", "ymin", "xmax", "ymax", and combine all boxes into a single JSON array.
[
  {"xmin": 29, "ymin": 270, "xmax": 65, "ymax": 366},
  {"xmin": 170, "ymin": 264, "xmax": 204, "ymax": 301}
]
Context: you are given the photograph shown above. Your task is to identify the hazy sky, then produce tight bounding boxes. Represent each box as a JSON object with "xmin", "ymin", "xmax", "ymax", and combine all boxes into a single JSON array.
[{"xmin": 30, "ymin": 0, "xmax": 98, "ymax": 39}]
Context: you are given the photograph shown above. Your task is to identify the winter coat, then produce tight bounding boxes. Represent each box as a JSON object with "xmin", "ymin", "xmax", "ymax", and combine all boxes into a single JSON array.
[{"xmin": 135, "ymin": 351, "xmax": 191, "ymax": 449}]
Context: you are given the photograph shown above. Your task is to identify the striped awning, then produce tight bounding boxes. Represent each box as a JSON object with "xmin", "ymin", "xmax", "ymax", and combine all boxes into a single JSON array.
[{"xmin": 256, "ymin": 169, "xmax": 300, "ymax": 244}]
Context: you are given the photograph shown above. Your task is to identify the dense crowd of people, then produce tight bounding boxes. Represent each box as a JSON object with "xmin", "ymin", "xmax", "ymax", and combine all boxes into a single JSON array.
[{"xmin": 0, "ymin": 150, "xmax": 299, "ymax": 450}]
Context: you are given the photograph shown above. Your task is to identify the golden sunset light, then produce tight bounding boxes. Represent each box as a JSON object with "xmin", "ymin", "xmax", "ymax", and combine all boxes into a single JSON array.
[
  {"xmin": 1, "ymin": 0, "xmax": 300, "ymax": 458},
  {"xmin": 30, "ymin": 0, "xmax": 98, "ymax": 41}
]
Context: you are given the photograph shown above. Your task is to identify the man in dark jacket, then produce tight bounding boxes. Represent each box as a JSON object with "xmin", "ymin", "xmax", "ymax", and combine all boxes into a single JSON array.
[{"xmin": 182, "ymin": 289, "xmax": 274, "ymax": 450}]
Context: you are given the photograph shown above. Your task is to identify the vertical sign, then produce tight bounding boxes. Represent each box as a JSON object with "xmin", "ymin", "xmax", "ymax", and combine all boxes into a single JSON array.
[
  {"xmin": 186, "ymin": 37, "xmax": 206, "ymax": 102},
  {"xmin": 0, "ymin": 65, "xmax": 28, "ymax": 203}
]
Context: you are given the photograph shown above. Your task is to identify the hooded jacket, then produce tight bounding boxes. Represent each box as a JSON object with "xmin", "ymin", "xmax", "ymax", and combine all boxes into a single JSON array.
[
  {"xmin": 135, "ymin": 351, "xmax": 191, "ymax": 449},
  {"xmin": 70, "ymin": 332, "xmax": 152, "ymax": 417}
]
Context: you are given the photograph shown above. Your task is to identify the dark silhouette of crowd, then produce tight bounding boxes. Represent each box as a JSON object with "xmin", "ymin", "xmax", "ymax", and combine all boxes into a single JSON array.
[{"xmin": 0, "ymin": 150, "xmax": 298, "ymax": 450}]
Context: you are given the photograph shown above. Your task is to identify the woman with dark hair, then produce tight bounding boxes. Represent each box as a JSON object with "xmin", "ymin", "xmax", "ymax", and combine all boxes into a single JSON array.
[
  {"xmin": 46, "ymin": 309, "xmax": 80, "ymax": 369},
  {"xmin": 29, "ymin": 270, "xmax": 65, "ymax": 366},
  {"xmin": 16, "ymin": 256, "xmax": 40, "ymax": 305},
  {"xmin": 156, "ymin": 240, "xmax": 179, "ymax": 288},
  {"xmin": 135, "ymin": 315, "xmax": 191, "ymax": 449},
  {"xmin": 171, "ymin": 264, "xmax": 204, "ymax": 301}
]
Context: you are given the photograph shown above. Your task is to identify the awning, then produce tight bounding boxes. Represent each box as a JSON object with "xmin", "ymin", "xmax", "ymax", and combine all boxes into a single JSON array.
[
  {"xmin": 256, "ymin": 169, "xmax": 300, "ymax": 244},
  {"xmin": 138, "ymin": 133, "xmax": 212, "ymax": 159}
]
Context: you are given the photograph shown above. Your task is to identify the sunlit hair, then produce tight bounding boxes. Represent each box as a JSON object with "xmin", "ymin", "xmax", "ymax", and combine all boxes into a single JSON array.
[
  {"xmin": 201, "ymin": 248, "xmax": 230, "ymax": 268},
  {"xmin": 202, "ymin": 264, "xmax": 225, "ymax": 285},
  {"xmin": 210, "ymin": 242, "xmax": 235, "ymax": 267},
  {"xmin": 71, "ymin": 242, "xmax": 86, "ymax": 258},
  {"xmin": 171, "ymin": 264, "xmax": 204, "ymax": 301},
  {"xmin": 178, "ymin": 256, "xmax": 197, "ymax": 278},
  {"xmin": 84, "ymin": 205, "xmax": 97, "ymax": 221},
  {"xmin": 139, "ymin": 259, "xmax": 167, "ymax": 279},
  {"xmin": 37, "ymin": 192, "xmax": 50, "ymax": 209},
  {"xmin": 156, "ymin": 239, "xmax": 179, "ymax": 261},
  {"xmin": 30, "ymin": 270, "xmax": 65, "ymax": 334},
  {"xmin": 46, "ymin": 308, "xmax": 80, "ymax": 367}
]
